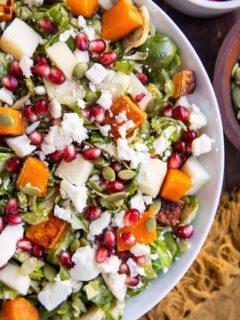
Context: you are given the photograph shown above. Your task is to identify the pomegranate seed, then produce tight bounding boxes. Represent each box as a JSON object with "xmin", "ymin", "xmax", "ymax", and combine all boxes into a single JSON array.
[
  {"xmin": 59, "ymin": 251, "xmax": 74, "ymax": 268},
  {"xmin": 6, "ymin": 214, "xmax": 22, "ymax": 224},
  {"xmin": 35, "ymin": 63, "xmax": 50, "ymax": 78},
  {"xmin": 184, "ymin": 130, "xmax": 197, "ymax": 142},
  {"xmin": 107, "ymin": 181, "xmax": 125, "ymax": 193},
  {"xmin": 172, "ymin": 105, "xmax": 190, "ymax": 122},
  {"xmin": 82, "ymin": 147, "xmax": 102, "ymax": 161},
  {"xmin": 35, "ymin": 54, "xmax": 48, "ymax": 65},
  {"xmin": 32, "ymin": 244, "xmax": 44, "ymax": 258},
  {"xmin": 150, "ymin": 155, "xmax": 158, "ymax": 159},
  {"xmin": 174, "ymin": 140, "xmax": 186, "ymax": 154},
  {"xmin": 119, "ymin": 263, "xmax": 130, "ymax": 275},
  {"xmin": 23, "ymin": 105, "xmax": 38, "ymax": 122},
  {"xmin": 180, "ymin": 152, "xmax": 189, "ymax": 164},
  {"xmin": 2, "ymin": 75, "xmax": 18, "ymax": 91},
  {"xmin": 17, "ymin": 239, "xmax": 33, "ymax": 252},
  {"xmin": 75, "ymin": 32, "xmax": 89, "ymax": 51},
  {"xmin": 103, "ymin": 230, "xmax": 116, "ymax": 249},
  {"xmin": 133, "ymin": 255, "xmax": 147, "ymax": 267},
  {"xmin": 49, "ymin": 150, "xmax": 63, "ymax": 162},
  {"xmin": 48, "ymin": 67, "xmax": 65, "ymax": 85},
  {"xmin": 124, "ymin": 209, "xmax": 140, "ymax": 226},
  {"xmin": 39, "ymin": 18, "xmax": 57, "ymax": 34},
  {"xmin": 6, "ymin": 198, "xmax": 18, "ymax": 215},
  {"xmin": 9, "ymin": 61, "xmax": 23, "ymax": 78},
  {"xmin": 125, "ymin": 276, "xmax": 140, "ymax": 287},
  {"xmin": 177, "ymin": 225, "xmax": 194, "ymax": 239},
  {"xmin": 168, "ymin": 152, "xmax": 182, "ymax": 169},
  {"xmin": 84, "ymin": 205, "xmax": 101, "ymax": 221},
  {"xmin": 111, "ymin": 162, "xmax": 122, "ymax": 173},
  {"xmin": 35, "ymin": 99, "xmax": 49, "ymax": 117},
  {"xmin": 0, "ymin": 217, "xmax": 4, "ymax": 233},
  {"xmin": 89, "ymin": 105, "xmax": 105, "ymax": 124},
  {"xmin": 100, "ymin": 51, "xmax": 117, "ymax": 66},
  {"xmin": 89, "ymin": 39, "xmax": 106, "ymax": 54},
  {"xmin": 163, "ymin": 105, "xmax": 173, "ymax": 117},
  {"xmin": 95, "ymin": 247, "xmax": 108, "ymax": 263},
  {"xmin": 121, "ymin": 232, "xmax": 136, "ymax": 245},
  {"xmin": 117, "ymin": 250, "xmax": 133, "ymax": 262},
  {"xmin": 186, "ymin": 142, "xmax": 192, "ymax": 154},
  {"xmin": 6, "ymin": 157, "xmax": 21, "ymax": 172},
  {"xmin": 99, "ymin": 178, "xmax": 109, "ymax": 191},
  {"xmin": 62, "ymin": 144, "xmax": 77, "ymax": 162},
  {"xmin": 29, "ymin": 130, "xmax": 43, "ymax": 146},
  {"xmin": 135, "ymin": 93, "xmax": 146, "ymax": 103},
  {"xmin": 82, "ymin": 109, "xmax": 90, "ymax": 120},
  {"xmin": 136, "ymin": 72, "xmax": 148, "ymax": 84}
]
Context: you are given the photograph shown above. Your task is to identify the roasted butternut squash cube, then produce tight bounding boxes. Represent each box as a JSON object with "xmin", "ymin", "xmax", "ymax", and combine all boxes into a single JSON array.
[
  {"xmin": 160, "ymin": 169, "xmax": 193, "ymax": 202},
  {"xmin": 102, "ymin": 0, "xmax": 143, "ymax": 42},
  {"xmin": 16, "ymin": 157, "xmax": 49, "ymax": 197},
  {"xmin": 67, "ymin": 0, "xmax": 99, "ymax": 18},
  {"xmin": 0, "ymin": 0, "xmax": 15, "ymax": 21},
  {"xmin": 173, "ymin": 70, "xmax": 196, "ymax": 98},
  {"xmin": 0, "ymin": 107, "xmax": 25, "ymax": 135},
  {"xmin": 1, "ymin": 297, "xmax": 40, "ymax": 320},
  {"xmin": 105, "ymin": 95, "xmax": 147, "ymax": 140},
  {"xmin": 26, "ymin": 214, "xmax": 68, "ymax": 249}
]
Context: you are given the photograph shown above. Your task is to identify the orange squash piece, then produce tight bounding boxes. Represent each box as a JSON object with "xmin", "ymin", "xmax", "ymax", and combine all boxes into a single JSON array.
[
  {"xmin": 102, "ymin": 0, "xmax": 143, "ymax": 42},
  {"xmin": 116, "ymin": 209, "xmax": 157, "ymax": 251},
  {"xmin": 16, "ymin": 157, "xmax": 49, "ymax": 197},
  {"xmin": 160, "ymin": 169, "xmax": 193, "ymax": 202},
  {"xmin": 26, "ymin": 214, "xmax": 68, "ymax": 249},
  {"xmin": 173, "ymin": 70, "xmax": 195, "ymax": 98},
  {"xmin": 0, "ymin": 0, "xmax": 15, "ymax": 21},
  {"xmin": 0, "ymin": 107, "xmax": 25, "ymax": 135},
  {"xmin": 67, "ymin": 0, "xmax": 99, "ymax": 18},
  {"xmin": 1, "ymin": 297, "xmax": 40, "ymax": 320},
  {"xmin": 105, "ymin": 95, "xmax": 147, "ymax": 140}
]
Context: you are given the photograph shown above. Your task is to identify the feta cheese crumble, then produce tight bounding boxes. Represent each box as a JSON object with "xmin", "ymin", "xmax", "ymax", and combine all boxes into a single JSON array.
[
  {"xmin": 97, "ymin": 256, "xmax": 121, "ymax": 274},
  {"xmin": 6, "ymin": 135, "xmax": 36, "ymax": 158},
  {"xmin": 89, "ymin": 212, "xmax": 111, "ymax": 236},
  {"xmin": 49, "ymin": 99, "xmax": 62, "ymax": 119},
  {"xmin": 54, "ymin": 204, "xmax": 72, "ymax": 222},
  {"xmin": 102, "ymin": 273, "xmax": 127, "ymax": 302},
  {"xmin": 130, "ymin": 191, "xmax": 146, "ymax": 213},
  {"xmin": 19, "ymin": 55, "xmax": 33, "ymax": 78},
  {"xmin": 85, "ymin": 63, "xmax": 108, "ymax": 85},
  {"xmin": 97, "ymin": 90, "xmax": 113, "ymax": 110},
  {"xmin": 0, "ymin": 87, "xmax": 14, "ymax": 105},
  {"xmin": 130, "ymin": 243, "xmax": 151, "ymax": 257},
  {"xmin": 60, "ymin": 180, "xmax": 88, "ymax": 213},
  {"xmin": 192, "ymin": 134, "xmax": 213, "ymax": 156}
]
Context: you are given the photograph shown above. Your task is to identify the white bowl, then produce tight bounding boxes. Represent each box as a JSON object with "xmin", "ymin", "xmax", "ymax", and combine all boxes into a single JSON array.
[
  {"xmin": 124, "ymin": 1, "xmax": 224, "ymax": 319},
  {"xmin": 165, "ymin": 0, "xmax": 240, "ymax": 17}
]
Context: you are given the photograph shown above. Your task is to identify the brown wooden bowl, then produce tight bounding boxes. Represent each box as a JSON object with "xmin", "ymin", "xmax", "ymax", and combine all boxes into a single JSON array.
[{"xmin": 213, "ymin": 18, "xmax": 240, "ymax": 151}]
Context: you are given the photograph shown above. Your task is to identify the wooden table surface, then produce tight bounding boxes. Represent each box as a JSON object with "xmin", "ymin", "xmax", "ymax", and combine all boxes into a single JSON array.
[{"xmin": 155, "ymin": 1, "xmax": 240, "ymax": 191}]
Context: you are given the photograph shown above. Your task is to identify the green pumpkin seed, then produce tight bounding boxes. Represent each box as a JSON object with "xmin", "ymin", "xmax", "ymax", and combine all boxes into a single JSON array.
[
  {"xmin": 0, "ymin": 114, "xmax": 15, "ymax": 126},
  {"xmin": 21, "ymin": 186, "xmax": 41, "ymax": 196},
  {"xmin": 88, "ymin": 179, "xmax": 102, "ymax": 192},
  {"xmin": 86, "ymin": 91, "xmax": 98, "ymax": 104},
  {"xmin": 114, "ymin": 199, "xmax": 124, "ymax": 206},
  {"xmin": 70, "ymin": 239, "xmax": 81, "ymax": 253},
  {"xmin": 44, "ymin": 264, "xmax": 57, "ymax": 282},
  {"xmin": 145, "ymin": 217, "xmax": 157, "ymax": 233},
  {"xmin": 73, "ymin": 62, "xmax": 88, "ymax": 79},
  {"xmin": 234, "ymin": 67, "xmax": 240, "ymax": 85},
  {"xmin": 105, "ymin": 192, "xmax": 128, "ymax": 202},
  {"xmin": 231, "ymin": 62, "xmax": 239, "ymax": 78},
  {"xmin": 149, "ymin": 199, "xmax": 161, "ymax": 214},
  {"xmin": 20, "ymin": 257, "xmax": 38, "ymax": 275},
  {"xmin": 102, "ymin": 166, "xmax": 116, "ymax": 181},
  {"xmin": 118, "ymin": 169, "xmax": 136, "ymax": 180},
  {"xmin": 91, "ymin": 169, "xmax": 101, "ymax": 176},
  {"xmin": 232, "ymin": 86, "xmax": 240, "ymax": 109}
]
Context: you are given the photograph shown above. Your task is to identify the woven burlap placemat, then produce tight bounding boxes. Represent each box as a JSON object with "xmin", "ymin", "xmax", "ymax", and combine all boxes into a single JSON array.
[{"xmin": 141, "ymin": 189, "xmax": 240, "ymax": 320}]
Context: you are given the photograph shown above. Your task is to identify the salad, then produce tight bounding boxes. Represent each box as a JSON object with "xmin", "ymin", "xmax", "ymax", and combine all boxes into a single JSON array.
[{"xmin": 0, "ymin": 0, "xmax": 214, "ymax": 319}]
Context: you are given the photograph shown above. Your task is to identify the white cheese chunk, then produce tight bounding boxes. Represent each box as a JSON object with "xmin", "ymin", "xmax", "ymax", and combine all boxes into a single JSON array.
[
  {"xmin": 128, "ymin": 73, "xmax": 153, "ymax": 111},
  {"xmin": 61, "ymin": 113, "xmax": 88, "ymax": 144},
  {"xmin": 191, "ymin": 134, "xmax": 213, "ymax": 156},
  {"xmin": 126, "ymin": 258, "xmax": 145, "ymax": 277},
  {"xmin": 6, "ymin": 135, "xmax": 36, "ymax": 158},
  {"xmin": 153, "ymin": 136, "xmax": 171, "ymax": 155},
  {"xmin": 99, "ymin": 124, "xmax": 111, "ymax": 137},
  {"xmin": 82, "ymin": 26, "xmax": 95, "ymax": 41},
  {"xmin": 103, "ymin": 273, "xmax": 127, "ymax": 302},
  {"xmin": 54, "ymin": 204, "xmax": 72, "ymax": 222},
  {"xmin": 26, "ymin": 121, "xmax": 40, "ymax": 134},
  {"xmin": 99, "ymin": 0, "xmax": 113, "ymax": 9},
  {"xmin": 85, "ymin": 63, "xmax": 108, "ymax": 85},
  {"xmin": 130, "ymin": 243, "xmax": 150, "ymax": 257},
  {"xmin": 89, "ymin": 212, "xmax": 111, "ymax": 236},
  {"xmin": 0, "ymin": 263, "xmax": 30, "ymax": 295},
  {"xmin": 189, "ymin": 104, "xmax": 207, "ymax": 131},
  {"xmin": 130, "ymin": 191, "xmax": 146, "ymax": 213},
  {"xmin": 38, "ymin": 279, "xmax": 72, "ymax": 311},
  {"xmin": 110, "ymin": 72, "xmax": 130, "ymax": 99},
  {"xmin": 0, "ymin": 224, "xmax": 24, "ymax": 267},
  {"xmin": 0, "ymin": 87, "xmax": 14, "ymax": 105},
  {"xmin": 70, "ymin": 246, "xmax": 99, "ymax": 281},
  {"xmin": 181, "ymin": 156, "xmax": 210, "ymax": 195},
  {"xmin": 19, "ymin": 55, "xmax": 33, "ymax": 78},
  {"xmin": 117, "ymin": 138, "xmax": 136, "ymax": 161},
  {"xmin": 55, "ymin": 155, "xmax": 93, "ymax": 187},
  {"xmin": 97, "ymin": 255, "xmax": 121, "ymax": 274},
  {"xmin": 97, "ymin": 90, "xmax": 113, "ymax": 110},
  {"xmin": 111, "ymin": 211, "xmax": 125, "ymax": 228},
  {"xmin": 46, "ymin": 42, "xmax": 78, "ymax": 79},
  {"xmin": 23, "ymin": 0, "xmax": 43, "ymax": 7},
  {"xmin": 74, "ymin": 49, "xmax": 89, "ymax": 63},
  {"xmin": 0, "ymin": 18, "xmax": 40, "ymax": 59},
  {"xmin": 60, "ymin": 180, "xmax": 88, "ymax": 213},
  {"xmin": 138, "ymin": 158, "xmax": 167, "ymax": 197},
  {"xmin": 49, "ymin": 99, "xmax": 62, "ymax": 118},
  {"xmin": 34, "ymin": 85, "xmax": 46, "ymax": 95},
  {"xmin": 77, "ymin": 16, "xmax": 86, "ymax": 28}
]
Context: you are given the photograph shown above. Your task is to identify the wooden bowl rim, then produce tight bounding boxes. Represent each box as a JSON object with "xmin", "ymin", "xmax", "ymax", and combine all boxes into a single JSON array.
[{"xmin": 213, "ymin": 17, "xmax": 240, "ymax": 151}]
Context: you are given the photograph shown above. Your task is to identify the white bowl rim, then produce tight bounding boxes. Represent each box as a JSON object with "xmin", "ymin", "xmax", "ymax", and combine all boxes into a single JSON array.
[
  {"xmin": 186, "ymin": 0, "xmax": 240, "ymax": 10},
  {"xmin": 123, "ymin": 0, "xmax": 225, "ymax": 319}
]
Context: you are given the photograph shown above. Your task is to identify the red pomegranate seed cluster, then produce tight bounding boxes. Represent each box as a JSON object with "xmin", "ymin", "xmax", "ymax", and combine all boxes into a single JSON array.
[
  {"xmin": 124, "ymin": 209, "xmax": 140, "ymax": 227},
  {"xmin": 84, "ymin": 205, "xmax": 101, "ymax": 221},
  {"xmin": 59, "ymin": 251, "xmax": 74, "ymax": 268}
]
